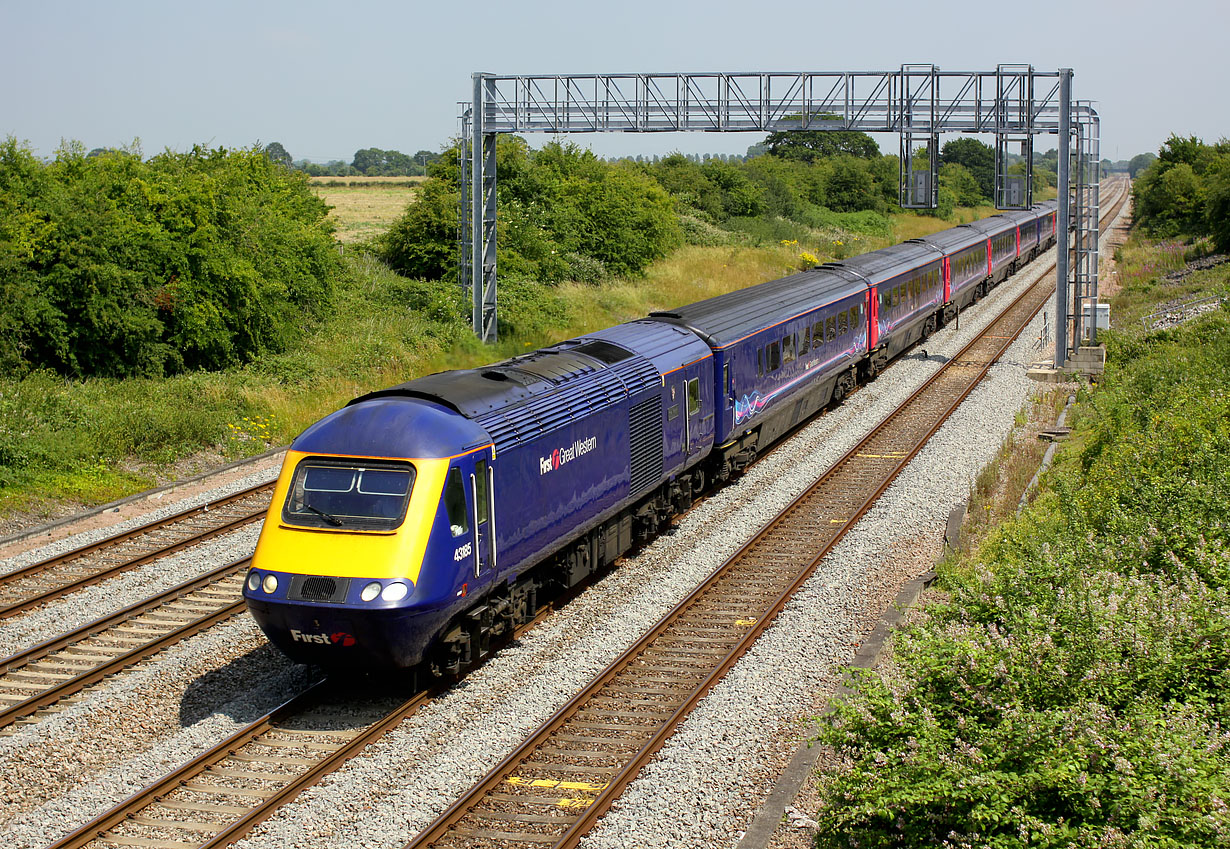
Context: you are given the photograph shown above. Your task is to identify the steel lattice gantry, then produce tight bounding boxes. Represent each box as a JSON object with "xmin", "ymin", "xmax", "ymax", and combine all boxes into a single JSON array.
[{"xmin": 459, "ymin": 66, "xmax": 1099, "ymax": 368}]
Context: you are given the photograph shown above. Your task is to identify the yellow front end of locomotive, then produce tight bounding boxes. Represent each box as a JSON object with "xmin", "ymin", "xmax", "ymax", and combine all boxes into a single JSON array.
[{"xmin": 251, "ymin": 449, "xmax": 452, "ymax": 583}]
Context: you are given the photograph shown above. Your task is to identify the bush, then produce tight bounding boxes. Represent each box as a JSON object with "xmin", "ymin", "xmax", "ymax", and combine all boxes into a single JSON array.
[
  {"xmin": 378, "ymin": 178, "xmax": 460, "ymax": 281},
  {"xmin": 1132, "ymin": 134, "xmax": 1230, "ymax": 244},
  {"xmin": 0, "ymin": 138, "xmax": 342, "ymax": 378},
  {"xmin": 381, "ymin": 140, "xmax": 680, "ymax": 285},
  {"xmin": 812, "ymin": 309, "xmax": 1230, "ymax": 848}
]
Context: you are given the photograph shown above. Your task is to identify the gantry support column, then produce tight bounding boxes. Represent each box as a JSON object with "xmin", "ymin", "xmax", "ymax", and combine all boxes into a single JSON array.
[
  {"xmin": 1054, "ymin": 69, "xmax": 1072, "ymax": 369},
  {"xmin": 471, "ymin": 73, "xmax": 498, "ymax": 343}
]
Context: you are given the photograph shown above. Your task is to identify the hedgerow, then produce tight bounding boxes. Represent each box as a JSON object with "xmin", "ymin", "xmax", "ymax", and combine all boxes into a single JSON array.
[{"xmin": 0, "ymin": 138, "xmax": 343, "ymax": 378}]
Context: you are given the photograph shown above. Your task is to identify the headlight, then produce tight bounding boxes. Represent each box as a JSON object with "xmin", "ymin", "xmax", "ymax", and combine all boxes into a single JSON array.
[
  {"xmin": 261, "ymin": 574, "xmax": 278, "ymax": 594},
  {"xmin": 246, "ymin": 571, "xmax": 260, "ymax": 592},
  {"xmin": 360, "ymin": 581, "xmax": 382, "ymax": 602},
  {"xmin": 381, "ymin": 582, "xmax": 409, "ymax": 602}
]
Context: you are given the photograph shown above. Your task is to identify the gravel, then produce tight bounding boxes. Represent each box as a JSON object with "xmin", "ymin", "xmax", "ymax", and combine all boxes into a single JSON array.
[
  {"xmin": 0, "ymin": 522, "xmax": 264, "ymax": 659},
  {"xmin": 0, "ymin": 615, "xmax": 313, "ymax": 846},
  {"xmin": 3, "ymin": 227, "xmax": 1107, "ymax": 849},
  {"xmin": 0, "ymin": 466, "xmax": 277, "ymax": 576}
]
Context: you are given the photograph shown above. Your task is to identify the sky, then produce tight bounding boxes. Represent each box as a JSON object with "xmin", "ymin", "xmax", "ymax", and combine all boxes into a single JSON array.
[{"xmin": 3, "ymin": 0, "xmax": 1226, "ymax": 165}]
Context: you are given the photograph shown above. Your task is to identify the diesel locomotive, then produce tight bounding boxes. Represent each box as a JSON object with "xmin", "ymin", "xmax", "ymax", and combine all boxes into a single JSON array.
[{"xmin": 243, "ymin": 201, "xmax": 1058, "ymax": 675}]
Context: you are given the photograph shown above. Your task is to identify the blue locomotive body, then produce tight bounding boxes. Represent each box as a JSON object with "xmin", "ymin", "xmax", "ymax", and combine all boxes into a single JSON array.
[{"xmin": 244, "ymin": 202, "xmax": 1060, "ymax": 672}]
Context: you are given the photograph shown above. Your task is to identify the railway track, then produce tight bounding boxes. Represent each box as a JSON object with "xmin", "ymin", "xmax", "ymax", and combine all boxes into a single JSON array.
[
  {"xmin": 40, "ymin": 181, "xmax": 1128, "ymax": 849},
  {"xmin": 47, "ymin": 603, "xmax": 560, "ymax": 849},
  {"xmin": 0, "ymin": 559, "xmax": 249, "ymax": 733},
  {"xmin": 401, "ymin": 181, "xmax": 1130, "ymax": 849},
  {"xmin": 0, "ymin": 482, "xmax": 273, "ymax": 621}
]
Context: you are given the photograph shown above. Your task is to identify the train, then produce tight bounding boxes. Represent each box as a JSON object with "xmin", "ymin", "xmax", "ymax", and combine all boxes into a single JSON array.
[{"xmin": 243, "ymin": 200, "xmax": 1059, "ymax": 674}]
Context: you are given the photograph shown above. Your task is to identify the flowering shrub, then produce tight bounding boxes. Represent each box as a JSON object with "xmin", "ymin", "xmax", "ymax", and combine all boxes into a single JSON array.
[{"xmin": 812, "ymin": 309, "xmax": 1230, "ymax": 847}]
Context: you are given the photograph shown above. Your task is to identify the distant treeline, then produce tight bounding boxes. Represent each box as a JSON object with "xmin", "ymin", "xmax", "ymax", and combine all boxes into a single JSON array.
[
  {"xmin": 376, "ymin": 131, "xmax": 1059, "ymax": 287},
  {"xmin": 263, "ymin": 142, "xmax": 441, "ymax": 177}
]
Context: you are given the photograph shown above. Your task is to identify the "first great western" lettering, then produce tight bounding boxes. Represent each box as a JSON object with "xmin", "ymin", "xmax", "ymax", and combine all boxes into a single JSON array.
[{"xmin": 539, "ymin": 435, "xmax": 598, "ymax": 475}]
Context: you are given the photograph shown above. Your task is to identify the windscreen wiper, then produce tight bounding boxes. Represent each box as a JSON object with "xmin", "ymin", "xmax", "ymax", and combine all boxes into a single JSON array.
[{"xmin": 305, "ymin": 504, "xmax": 343, "ymax": 526}]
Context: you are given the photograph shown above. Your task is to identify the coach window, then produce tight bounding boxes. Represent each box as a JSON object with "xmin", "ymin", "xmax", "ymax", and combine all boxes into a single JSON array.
[
  {"xmin": 838, "ymin": 310, "xmax": 848, "ymax": 337},
  {"xmin": 687, "ymin": 378, "xmax": 700, "ymax": 416},
  {"xmin": 826, "ymin": 316, "xmax": 836, "ymax": 342},
  {"xmin": 800, "ymin": 326, "xmax": 810, "ymax": 355},
  {"xmin": 444, "ymin": 467, "xmax": 468, "ymax": 537},
  {"xmin": 849, "ymin": 306, "xmax": 859, "ymax": 330},
  {"xmin": 723, "ymin": 362, "xmax": 731, "ymax": 396},
  {"xmin": 768, "ymin": 341, "xmax": 781, "ymax": 371},
  {"xmin": 757, "ymin": 348, "xmax": 765, "ymax": 378},
  {"xmin": 783, "ymin": 334, "xmax": 795, "ymax": 364}
]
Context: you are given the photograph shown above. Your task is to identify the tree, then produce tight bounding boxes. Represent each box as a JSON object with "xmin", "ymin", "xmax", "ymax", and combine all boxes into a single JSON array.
[
  {"xmin": 765, "ymin": 128, "xmax": 880, "ymax": 162},
  {"xmin": 379, "ymin": 178, "xmax": 459, "ymax": 280},
  {"xmin": 264, "ymin": 141, "xmax": 293, "ymax": 168},
  {"xmin": 0, "ymin": 139, "xmax": 340, "ymax": 378},
  {"xmin": 351, "ymin": 147, "xmax": 416, "ymax": 176},
  {"xmin": 939, "ymin": 138, "xmax": 994, "ymax": 202},
  {"xmin": 1205, "ymin": 164, "xmax": 1230, "ymax": 252},
  {"xmin": 939, "ymin": 162, "xmax": 984, "ymax": 207},
  {"xmin": 1128, "ymin": 152, "xmax": 1157, "ymax": 177}
]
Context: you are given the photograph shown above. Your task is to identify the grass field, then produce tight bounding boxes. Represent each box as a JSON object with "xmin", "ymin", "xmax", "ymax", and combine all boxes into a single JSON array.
[
  {"xmin": 308, "ymin": 175, "xmax": 427, "ymax": 187},
  {"xmin": 313, "ymin": 183, "xmax": 419, "ymax": 243}
]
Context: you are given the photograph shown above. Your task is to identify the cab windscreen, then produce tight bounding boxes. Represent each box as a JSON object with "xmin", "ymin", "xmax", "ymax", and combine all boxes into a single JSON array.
[{"xmin": 282, "ymin": 459, "xmax": 415, "ymax": 530}]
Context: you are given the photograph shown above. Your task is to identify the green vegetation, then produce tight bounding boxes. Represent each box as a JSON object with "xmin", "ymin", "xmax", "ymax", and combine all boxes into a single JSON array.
[
  {"xmin": 0, "ymin": 130, "xmax": 1048, "ymax": 518},
  {"xmin": 0, "ymin": 138, "xmax": 343, "ymax": 379},
  {"xmin": 1132, "ymin": 134, "xmax": 1230, "ymax": 251},
  {"xmin": 808, "ymin": 245, "xmax": 1230, "ymax": 847},
  {"xmin": 264, "ymin": 140, "xmax": 441, "ymax": 177},
  {"xmin": 380, "ymin": 139, "xmax": 683, "ymax": 285}
]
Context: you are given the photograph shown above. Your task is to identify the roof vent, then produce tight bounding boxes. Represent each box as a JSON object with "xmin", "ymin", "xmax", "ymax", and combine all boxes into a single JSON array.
[{"xmin": 574, "ymin": 340, "xmax": 634, "ymax": 364}]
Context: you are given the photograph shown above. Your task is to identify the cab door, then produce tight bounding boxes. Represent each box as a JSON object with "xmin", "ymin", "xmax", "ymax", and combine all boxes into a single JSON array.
[{"xmin": 469, "ymin": 448, "xmax": 496, "ymax": 578}]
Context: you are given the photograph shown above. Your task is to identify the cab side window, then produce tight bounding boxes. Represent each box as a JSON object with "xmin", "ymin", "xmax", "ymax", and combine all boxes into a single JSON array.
[{"xmin": 444, "ymin": 467, "xmax": 468, "ymax": 537}]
